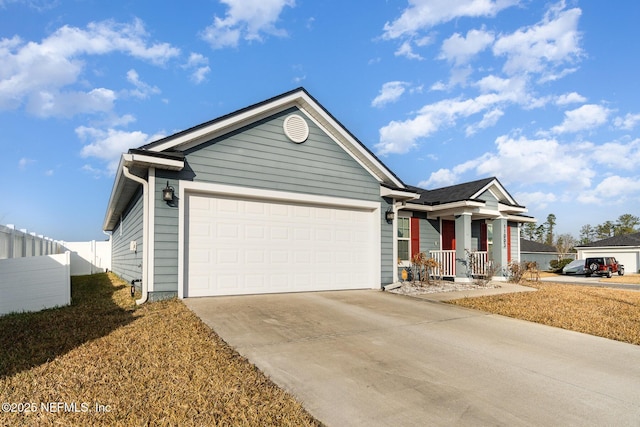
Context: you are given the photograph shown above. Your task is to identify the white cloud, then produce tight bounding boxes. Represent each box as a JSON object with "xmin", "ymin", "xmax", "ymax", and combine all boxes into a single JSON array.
[
  {"xmin": 27, "ymin": 87, "xmax": 116, "ymax": 117},
  {"xmin": 76, "ymin": 126, "xmax": 166, "ymax": 174},
  {"xmin": 550, "ymin": 104, "xmax": 610, "ymax": 134},
  {"xmin": 394, "ymin": 40, "xmax": 423, "ymax": 60},
  {"xmin": 590, "ymin": 138, "xmax": 640, "ymax": 170},
  {"xmin": 0, "ymin": 19, "xmax": 179, "ymax": 116},
  {"xmin": 493, "ymin": 3, "xmax": 583, "ymax": 78},
  {"xmin": 418, "ymin": 168, "xmax": 459, "ymax": 188},
  {"xmin": 418, "ymin": 134, "xmax": 595, "ymax": 194},
  {"xmin": 376, "ymin": 76, "xmax": 532, "ymax": 155},
  {"xmin": 183, "ymin": 53, "xmax": 211, "ymax": 84},
  {"xmin": 18, "ymin": 157, "xmax": 35, "ymax": 170},
  {"xmin": 614, "ymin": 113, "xmax": 640, "ymax": 131},
  {"xmin": 465, "ymin": 108, "xmax": 504, "ymax": 136},
  {"xmin": 126, "ymin": 69, "xmax": 161, "ymax": 99},
  {"xmin": 382, "ymin": 0, "xmax": 519, "ymax": 40},
  {"xmin": 372, "ymin": 81, "xmax": 410, "ymax": 107},
  {"xmin": 514, "ymin": 191, "xmax": 558, "ymax": 210},
  {"xmin": 201, "ymin": 0, "xmax": 295, "ymax": 49},
  {"xmin": 555, "ymin": 91, "xmax": 586, "ymax": 105},
  {"xmin": 578, "ymin": 175, "xmax": 640, "ymax": 204},
  {"xmin": 438, "ymin": 28, "xmax": 495, "ymax": 66}
]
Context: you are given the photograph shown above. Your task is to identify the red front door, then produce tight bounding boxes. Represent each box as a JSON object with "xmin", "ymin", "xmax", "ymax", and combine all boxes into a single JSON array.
[{"xmin": 442, "ymin": 220, "xmax": 455, "ymax": 250}]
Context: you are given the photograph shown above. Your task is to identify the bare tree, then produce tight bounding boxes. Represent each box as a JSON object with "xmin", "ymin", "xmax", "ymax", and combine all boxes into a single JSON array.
[{"xmin": 555, "ymin": 233, "xmax": 576, "ymax": 258}]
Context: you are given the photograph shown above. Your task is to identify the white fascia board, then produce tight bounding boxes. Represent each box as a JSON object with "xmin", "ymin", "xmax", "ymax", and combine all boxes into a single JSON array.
[
  {"xmin": 102, "ymin": 156, "xmax": 127, "ymax": 231},
  {"xmin": 149, "ymin": 91, "xmax": 305, "ymax": 153},
  {"xmin": 297, "ymin": 97, "xmax": 404, "ymax": 188},
  {"xmin": 122, "ymin": 153, "xmax": 184, "ymax": 171},
  {"xmin": 506, "ymin": 214, "xmax": 537, "ymax": 223},
  {"xmin": 379, "ymin": 186, "xmax": 420, "ymax": 200},
  {"xmin": 472, "ymin": 179, "xmax": 518, "ymax": 206},
  {"xmin": 498, "ymin": 202, "xmax": 528, "ymax": 214},
  {"xmin": 403, "ymin": 200, "xmax": 485, "ymax": 213}
]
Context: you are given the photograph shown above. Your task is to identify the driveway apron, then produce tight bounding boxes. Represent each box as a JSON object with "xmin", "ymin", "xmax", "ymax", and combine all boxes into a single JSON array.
[{"xmin": 185, "ymin": 290, "xmax": 640, "ymax": 426}]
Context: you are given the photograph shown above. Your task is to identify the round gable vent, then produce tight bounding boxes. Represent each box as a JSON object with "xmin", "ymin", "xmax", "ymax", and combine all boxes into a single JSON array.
[{"xmin": 283, "ymin": 114, "xmax": 309, "ymax": 143}]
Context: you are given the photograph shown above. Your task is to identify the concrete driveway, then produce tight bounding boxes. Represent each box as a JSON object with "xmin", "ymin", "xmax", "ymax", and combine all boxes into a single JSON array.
[{"xmin": 186, "ymin": 290, "xmax": 640, "ymax": 426}]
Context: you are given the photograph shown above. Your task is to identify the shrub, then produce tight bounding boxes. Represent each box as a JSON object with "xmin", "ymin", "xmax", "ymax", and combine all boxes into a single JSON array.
[{"xmin": 550, "ymin": 258, "xmax": 574, "ymax": 273}]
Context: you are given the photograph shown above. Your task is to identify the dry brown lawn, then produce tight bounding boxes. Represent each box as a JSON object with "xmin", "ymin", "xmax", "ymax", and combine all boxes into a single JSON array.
[
  {"xmin": 0, "ymin": 273, "xmax": 320, "ymax": 426},
  {"xmin": 449, "ymin": 281, "xmax": 640, "ymax": 345}
]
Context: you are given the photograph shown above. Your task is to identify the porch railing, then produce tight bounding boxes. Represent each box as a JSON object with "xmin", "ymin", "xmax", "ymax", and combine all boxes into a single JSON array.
[
  {"xmin": 469, "ymin": 251, "xmax": 489, "ymax": 277},
  {"xmin": 429, "ymin": 250, "xmax": 456, "ymax": 277},
  {"xmin": 428, "ymin": 250, "xmax": 489, "ymax": 278}
]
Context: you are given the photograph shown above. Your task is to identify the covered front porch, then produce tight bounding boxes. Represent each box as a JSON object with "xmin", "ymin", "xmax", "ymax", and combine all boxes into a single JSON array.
[{"xmin": 386, "ymin": 177, "xmax": 537, "ymax": 284}]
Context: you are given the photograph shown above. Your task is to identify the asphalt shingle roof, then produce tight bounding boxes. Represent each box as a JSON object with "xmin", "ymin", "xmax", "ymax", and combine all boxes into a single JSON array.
[
  {"xmin": 578, "ymin": 232, "xmax": 640, "ymax": 247},
  {"xmin": 520, "ymin": 239, "xmax": 557, "ymax": 253},
  {"xmin": 405, "ymin": 177, "xmax": 523, "ymax": 207}
]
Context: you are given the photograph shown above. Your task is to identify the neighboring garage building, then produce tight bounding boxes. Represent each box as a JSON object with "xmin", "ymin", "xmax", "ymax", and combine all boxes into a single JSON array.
[
  {"xmin": 576, "ymin": 233, "xmax": 640, "ymax": 275},
  {"xmin": 103, "ymin": 88, "xmax": 535, "ymax": 302}
]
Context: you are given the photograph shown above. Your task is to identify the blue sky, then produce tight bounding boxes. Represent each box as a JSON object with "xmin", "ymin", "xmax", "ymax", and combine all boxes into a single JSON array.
[{"xmin": 1, "ymin": 0, "xmax": 639, "ymax": 242}]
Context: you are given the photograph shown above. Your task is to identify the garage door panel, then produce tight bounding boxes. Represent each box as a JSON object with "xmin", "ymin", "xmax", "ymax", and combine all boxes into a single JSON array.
[{"xmin": 187, "ymin": 193, "xmax": 377, "ymax": 297}]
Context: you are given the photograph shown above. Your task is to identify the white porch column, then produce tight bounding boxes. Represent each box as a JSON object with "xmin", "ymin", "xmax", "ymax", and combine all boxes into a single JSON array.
[
  {"xmin": 455, "ymin": 213, "xmax": 472, "ymax": 282},
  {"xmin": 492, "ymin": 217, "xmax": 509, "ymax": 273}
]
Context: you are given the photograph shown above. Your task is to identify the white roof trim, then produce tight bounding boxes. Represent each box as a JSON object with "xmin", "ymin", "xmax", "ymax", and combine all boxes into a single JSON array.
[
  {"xmin": 122, "ymin": 153, "xmax": 184, "ymax": 171},
  {"xmin": 144, "ymin": 89, "xmax": 404, "ymax": 188},
  {"xmin": 380, "ymin": 187, "xmax": 420, "ymax": 200},
  {"xmin": 472, "ymin": 179, "xmax": 517, "ymax": 206}
]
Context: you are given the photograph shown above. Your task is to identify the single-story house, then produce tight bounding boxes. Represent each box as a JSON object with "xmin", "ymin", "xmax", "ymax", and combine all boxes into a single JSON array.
[
  {"xmin": 576, "ymin": 232, "xmax": 640, "ymax": 274},
  {"xmin": 520, "ymin": 239, "xmax": 571, "ymax": 270},
  {"xmin": 103, "ymin": 88, "xmax": 536, "ymax": 303}
]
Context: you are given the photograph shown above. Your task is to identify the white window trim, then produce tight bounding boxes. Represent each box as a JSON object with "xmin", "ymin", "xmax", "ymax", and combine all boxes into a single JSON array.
[{"xmin": 397, "ymin": 212, "xmax": 412, "ymax": 268}]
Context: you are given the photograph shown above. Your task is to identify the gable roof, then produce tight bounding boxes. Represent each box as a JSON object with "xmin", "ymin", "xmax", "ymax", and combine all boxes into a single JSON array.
[
  {"xmin": 140, "ymin": 87, "xmax": 405, "ymax": 188},
  {"xmin": 399, "ymin": 176, "xmax": 533, "ymax": 222},
  {"xmin": 577, "ymin": 232, "xmax": 640, "ymax": 248},
  {"xmin": 406, "ymin": 177, "xmax": 522, "ymax": 207},
  {"xmin": 103, "ymin": 87, "xmax": 407, "ymax": 231},
  {"xmin": 520, "ymin": 238, "xmax": 557, "ymax": 253}
]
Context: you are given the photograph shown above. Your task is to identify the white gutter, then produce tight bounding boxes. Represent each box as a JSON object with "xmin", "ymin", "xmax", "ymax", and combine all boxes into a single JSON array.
[{"xmin": 122, "ymin": 165, "xmax": 149, "ymax": 305}]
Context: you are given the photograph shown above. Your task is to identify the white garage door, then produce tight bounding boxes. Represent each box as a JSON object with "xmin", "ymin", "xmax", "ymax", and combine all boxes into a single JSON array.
[{"xmin": 186, "ymin": 193, "xmax": 377, "ymax": 297}]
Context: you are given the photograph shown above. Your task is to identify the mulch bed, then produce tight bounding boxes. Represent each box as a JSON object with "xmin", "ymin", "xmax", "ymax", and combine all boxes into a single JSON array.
[{"xmin": 0, "ymin": 273, "xmax": 320, "ymax": 426}]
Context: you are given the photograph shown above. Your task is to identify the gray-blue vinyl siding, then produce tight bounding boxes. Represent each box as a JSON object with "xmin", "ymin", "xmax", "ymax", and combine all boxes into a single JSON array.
[
  {"xmin": 153, "ymin": 107, "xmax": 392, "ymax": 294},
  {"xmin": 509, "ymin": 222, "xmax": 519, "ymax": 263},
  {"xmin": 419, "ymin": 216, "xmax": 440, "ymax": 254},
  {"xmin": 111, "ymin": 187, "xmax": 144, "ymax": 285}
]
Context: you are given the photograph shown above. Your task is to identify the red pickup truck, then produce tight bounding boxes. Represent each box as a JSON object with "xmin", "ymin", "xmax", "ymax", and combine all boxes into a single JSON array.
[{"xmin": 584, "ymin": 257, "xmax": 624, "ymax": 278}]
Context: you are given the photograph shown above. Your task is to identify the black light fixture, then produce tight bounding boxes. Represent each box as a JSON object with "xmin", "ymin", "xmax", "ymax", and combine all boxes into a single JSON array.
[
  {"xmin": 162, "ymin": 181, "xmax": 174, "ymax": 202},
  {"xmin": 385, "ymin": 209, "xmax": 395, "ymax": 222}
]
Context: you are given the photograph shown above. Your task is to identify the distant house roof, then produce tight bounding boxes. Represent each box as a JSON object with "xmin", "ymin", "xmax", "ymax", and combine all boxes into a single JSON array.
[
  {"xmin": 520, "ymin": 238, "xmax": 557, "ymax": 253},
  {"xmin": 576, "ymin": 232, "xmax": 640, "ymax": 248}
]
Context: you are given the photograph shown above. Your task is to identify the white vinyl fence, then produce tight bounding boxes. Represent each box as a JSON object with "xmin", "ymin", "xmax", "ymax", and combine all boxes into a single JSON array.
[
  {"xmin": 0, "ymin": 251, "xmax": 71, "ymax": 316},
  {"xmin": 0, "ymin": 224, "xmax": 65, "ymax": 259},
  {"xmin": 65, "ymin": 240, "xmax": 111, "ymax": 275},
  {"xmin": 0, "ymin": 223, "xmax": 113, "ymax": 316}
]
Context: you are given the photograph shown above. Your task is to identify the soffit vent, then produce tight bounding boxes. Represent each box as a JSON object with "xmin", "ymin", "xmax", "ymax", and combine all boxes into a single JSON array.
[{"xmin": 283, "ymin": 114, "xmax": 309, "ymax": 143}]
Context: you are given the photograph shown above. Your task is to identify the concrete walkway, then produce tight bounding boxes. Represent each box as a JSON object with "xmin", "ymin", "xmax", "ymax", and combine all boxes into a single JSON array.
[{"xmin": 186, "ymin": 290, "xmax": 640, "ymax": 426}]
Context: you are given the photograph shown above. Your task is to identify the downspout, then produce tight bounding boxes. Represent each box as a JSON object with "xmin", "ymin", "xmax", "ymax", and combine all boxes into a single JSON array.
[{"xmin": 122, "ymin": 165, "xmax": 149, "ymax": 305}]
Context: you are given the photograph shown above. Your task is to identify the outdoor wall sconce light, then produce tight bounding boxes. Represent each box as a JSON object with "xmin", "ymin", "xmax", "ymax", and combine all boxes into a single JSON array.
[
  {"xmin": 385, "ymin": 209, "xmax": 395, "ymax": 222},
  {"xmin": 162, "ymin": 181, "xmax": 174, "ymax": 202}
]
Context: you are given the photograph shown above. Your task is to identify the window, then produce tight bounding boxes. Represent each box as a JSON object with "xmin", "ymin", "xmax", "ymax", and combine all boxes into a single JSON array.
[{"xmin": 398, "ymin": 217, "xmax": 410, "ymax": 261}]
